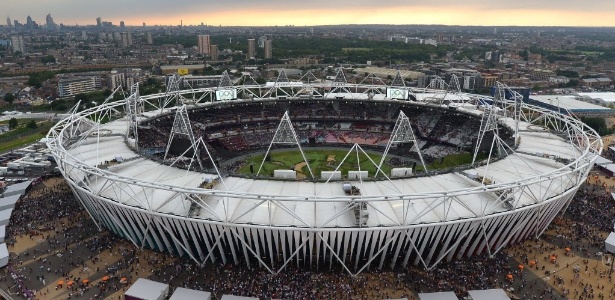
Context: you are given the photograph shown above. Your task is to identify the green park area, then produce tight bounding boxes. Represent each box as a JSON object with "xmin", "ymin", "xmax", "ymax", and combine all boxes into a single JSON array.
[{"xmin": 0, "ymin": 119, "xmax": 53, "ymax": 153}]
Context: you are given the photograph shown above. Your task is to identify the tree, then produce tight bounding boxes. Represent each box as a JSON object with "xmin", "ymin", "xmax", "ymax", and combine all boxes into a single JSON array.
[
  {"xmin": 581, "ymin": 117, "xmax": 610, "ymax": 135},
  {"xmin": 74, "ymin": 93, "xmax": 89, "ymax": 105},
  {"xmin": 27, "ymin": 119, "xmax": 37, "ymax": 129},
  {"xmin": 556, "ymin": 70, "xmax": 579, "ymax": 78},
  {"xmin": 41, "ymin": 55, "xmax": 56, "ymax": 64},
  {"xmin": 3, "ymin": 92, "xmax": 15, "ymax": 104},
  {"xmin": 8, "ymin": 118, "xmax": 18, "ymax": 130}
]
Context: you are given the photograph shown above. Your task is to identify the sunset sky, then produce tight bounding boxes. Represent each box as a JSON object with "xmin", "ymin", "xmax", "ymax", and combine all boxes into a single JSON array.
[{"xmin": 6, "ymin": 0, "xmax": 615, "ymax": 27}]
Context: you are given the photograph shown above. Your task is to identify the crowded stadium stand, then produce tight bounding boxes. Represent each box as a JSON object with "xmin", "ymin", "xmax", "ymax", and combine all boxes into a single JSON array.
[{"xmin": 137, "ymin": 100, "xmax": 487, "ymax": 167}]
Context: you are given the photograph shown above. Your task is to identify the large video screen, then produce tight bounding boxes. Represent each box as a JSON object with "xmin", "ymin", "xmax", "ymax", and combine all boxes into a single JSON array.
[
  {"xmin": 387, "ymin": 88, "xmax": 408, "ymax": 100},
  {"xmin": 215, "ymin": 88, "xmax": 237, "ymax": 101}
]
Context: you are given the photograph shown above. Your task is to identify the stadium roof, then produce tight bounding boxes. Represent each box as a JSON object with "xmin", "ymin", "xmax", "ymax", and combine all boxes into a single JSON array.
[
  {"xmin": 576, "ymin": 92, "xmax": 615, "ymax": 103},
  {"xmin": 62, "ymin": 108, "xmax": 582, "ymax": 227},
  {"xmin": 529, "ymin": 95, "xmax": 612, "ymax": 112}
]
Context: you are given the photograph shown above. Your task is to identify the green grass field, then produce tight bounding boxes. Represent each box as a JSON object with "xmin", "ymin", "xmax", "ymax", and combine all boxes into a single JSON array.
[
  {"xmin": 0, "ymin": 132, "xmax": 46, "ymax": 153},
  {"xmin": 237, "ymin": 150, "xmax": 483, "ymax": 178},
  {"xmin": 238, "ymin": 149, "xmax": 393, "ymax": 177}
]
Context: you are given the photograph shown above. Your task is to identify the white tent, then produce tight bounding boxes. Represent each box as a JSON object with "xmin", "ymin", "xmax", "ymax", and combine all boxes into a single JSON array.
[
  {"xmin": 595, "ymin": 155, "xmax": 613, "ymax": 166},
  {"xmin": 418, "ymin": 291, "xmax": 458, "ymax": 300},
  {"xmin": 0, "ymin": 225, "xmax": 5, "ymax": 243},
  {"xmin": 124, "ymin": 278, "xmax": 169, "ymax": 300},
  {"xmin": 0, "ymin": 243, "xmax": 8, "ymax": 268},
  {"xmin": 606, "ymin": 232, "xmax": 615, "ymax": 254},
  {"xmin": 169, "ymin": 288, "xmax": 211, "ymax": 300},
  {"xmin": 3, "ymin": 181, "xmax": 31, "ymax": 197},
  {"xmin": 468, "ymin": 289, "xmax": 510, "ymax": 300},
  {"xmin": 0, "ymin": 209, "xmax": 12, "ymax": 227},
  {"xmin": 0, "ymin": 194, "xmax": 21, "ymax": 211},
  {"xmin": 220, "ymin": 295, "xmax": 259, "ymax": 300}
]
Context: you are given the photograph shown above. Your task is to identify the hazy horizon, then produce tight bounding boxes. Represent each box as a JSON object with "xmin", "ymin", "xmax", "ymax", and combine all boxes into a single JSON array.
[{"xmin": 5, "ymin": 1, "xmax": 615, "ymax": 27}]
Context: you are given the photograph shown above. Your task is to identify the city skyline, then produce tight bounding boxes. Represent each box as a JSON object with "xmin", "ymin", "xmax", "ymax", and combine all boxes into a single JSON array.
[{"xmin": 4, "ymin": 1, "xmax": 615, "ymax": 27}]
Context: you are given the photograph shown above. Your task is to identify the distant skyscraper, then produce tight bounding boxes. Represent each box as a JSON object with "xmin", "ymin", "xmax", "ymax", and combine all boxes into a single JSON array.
[
  {"xmin": 146, "ymin": 32, "xmax": 153, "ymax": 45},
  {"xmin": 143, "ymin": 22, "xmax": 146, "ymax": 27},
  {"xmin": 121, "ymin": 32, "xmax": 132, "ymax": 47},
  {"xmin": 10, "ymin": 35, "xmax": 25, "ymax": 53},
  {"xmin": 197, "ymin": 35, "xmax": 210, "ymax": 54},
  {"xmin": 81, "ymin": 31, "xmax": 87, "ymax": 40},
  {"xmin": 264, "ymin": 39, "xmax": 272, "ymax": 59},
  {"xmin": 120, "ymin": 21, "xmax": 125, "ymax": 29},
  {"xmin": 247, "ymin": 38, "xmax": 256, "ymax": 59},
  {"xmin": 6, "ymin": 17, "xmax": 11, "ymax": 27},
  {"xmin": 46, "ymin": 14, "xmax": 55, "ymax": 30},
  {"xmin": 493, "ymin": 27, "xmax": 497, "ymax": 35},
  {"xmin": 26, "ymin": 16, "xmax": 33, "ymax": 28},
  {"xmin": 96, "ymin": 17, "xmax": 102, "ymax": 30},
  {"xmin": 210, "ymin": 44, "xmax": 218, "ymax": 60}
]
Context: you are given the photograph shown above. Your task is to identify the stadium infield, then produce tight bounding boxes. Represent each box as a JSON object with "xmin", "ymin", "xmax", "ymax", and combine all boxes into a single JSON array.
[{"xmin": 236, "ymin": 149, "xmax": 481, "ymax": 177}]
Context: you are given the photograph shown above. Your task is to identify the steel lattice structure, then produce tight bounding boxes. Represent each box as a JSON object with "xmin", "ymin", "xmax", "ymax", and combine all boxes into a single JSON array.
[{"xmin": 47, "ymin": 77, "xmax": 602, "ymax": 276}]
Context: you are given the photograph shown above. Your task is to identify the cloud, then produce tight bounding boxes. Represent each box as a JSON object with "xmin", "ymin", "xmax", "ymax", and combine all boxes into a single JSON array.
[{"xmin": 5, "ymin": 0, "xmax": 615, "ymax": 26}]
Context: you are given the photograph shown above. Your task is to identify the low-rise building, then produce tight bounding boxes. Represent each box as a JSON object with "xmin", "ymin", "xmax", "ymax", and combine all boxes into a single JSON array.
[{"xmin": 58, "ymin": 76, "xmax": 101, "ymax": 98}]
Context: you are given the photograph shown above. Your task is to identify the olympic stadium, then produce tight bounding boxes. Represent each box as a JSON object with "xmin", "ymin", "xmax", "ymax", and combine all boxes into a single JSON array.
[{"xmin": 46, "ymin": 70, "xmax": 602, "ymax": 275}]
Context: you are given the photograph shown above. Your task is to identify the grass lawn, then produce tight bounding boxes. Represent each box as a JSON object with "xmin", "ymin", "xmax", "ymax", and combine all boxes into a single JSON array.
[
  {"xmin": 238, "ymin": 149, "xmax": 393, "ymax": 177},
  {"xmin": 0, "ymin": 132, "xmax": 46, "ymax": 153}
]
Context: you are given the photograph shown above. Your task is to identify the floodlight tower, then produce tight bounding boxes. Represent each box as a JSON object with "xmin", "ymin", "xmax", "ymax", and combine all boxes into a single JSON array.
[{"xmin": 164, "ymin": 105, "xmax": 203, "ymax": 169}]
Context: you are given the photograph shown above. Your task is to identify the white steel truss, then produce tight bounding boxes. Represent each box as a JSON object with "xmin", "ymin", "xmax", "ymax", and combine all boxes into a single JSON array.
[
  {"xmin": 162, "ymin": 74, "xmax": 183, "ymax": 109},
  {"xmin": 330, "ymin": 68, "xmax": 352, "ymax": 94},
  {"xmin": 472, "ymin": 103, "xmax": 504, "ymax": 167},
  {"xmin": 390, "ymin": 71, "xmax": 406, "ymax": 87},
  {"xmin": 378, "ymin": 111, "xmax": 427, "ymax": 173},
  {"xmin": 164, "ymin": 105, "xmax": 204, "ymax": 169},
  {"xmin": 357, "ymin": 73, "xmax": 386, "ymax": 95},
  {"xmin": 125, "ymin": 83, "xmax": 141, "ymax": 151},
  {"xmin": 256, "ymin": 111, "xmax": 314, "ymax": 179},
  {"xmin": 448, "ymin": 74, "xmax": 461, "ymax": 94},
  {"xmin": 218, "ymin": 70, "xmax": 233, "ymax": 87}
]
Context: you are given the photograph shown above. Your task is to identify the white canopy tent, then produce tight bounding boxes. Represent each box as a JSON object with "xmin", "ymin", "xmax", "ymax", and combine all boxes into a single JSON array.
[
  {"xmin": 418, "ymin": 291, "xmax": 458, "ymax": 300},
  {"xmin": 124, "ymin": 278, "xmax": 169, "ymax": 300},
  {"xmin": 0, "ymin": 243, "xmax": 8, "ymax": 268},
  {"xmin": 0, "ymin": 194, "xmax": 21, "ymax": 211},
  {"xmin": 220, "ymin": 295, "xmax": 259, "ymax": 300},
  {"xmin": 467, "ymin": 289, "xmax": 510, "ymax": 300},
  {"xmin": 0, "ymin": 225, "xmax": 5, "ymax": 244},
  {"xmin": 3, "ymin": 181, "xmax": 32, "ymax": 197},
  {"xmin": 0, "ymin": 209, "xmax": 12, "ymax": 227},
  {"xmin": 169, "ymin": 287, "xmax": 211, "ymax": 300}
]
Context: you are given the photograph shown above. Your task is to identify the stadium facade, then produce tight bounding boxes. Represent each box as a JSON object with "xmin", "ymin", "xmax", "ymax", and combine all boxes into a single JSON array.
[{"xmin": 47, "ymin": 71, "xmax": 602, "ymax": 275}]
